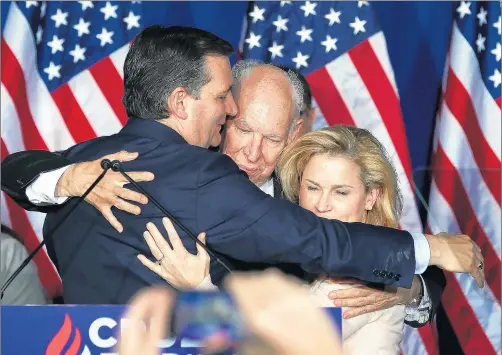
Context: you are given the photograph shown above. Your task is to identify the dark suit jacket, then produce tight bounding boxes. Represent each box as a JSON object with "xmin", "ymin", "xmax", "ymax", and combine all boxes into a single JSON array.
[{"xmin": 1, "ymin": 118, "xmax": 419, "ymax": 304}]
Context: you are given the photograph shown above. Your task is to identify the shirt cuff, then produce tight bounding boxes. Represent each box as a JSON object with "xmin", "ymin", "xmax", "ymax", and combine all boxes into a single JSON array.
[
  {"xmin": 410, "ymin": 233, "xmax": 431, "ymax": 274},
  {"xmin": 25, "ymin": 166, "xmax": 71, "ymax": 205},
  {"xmin": 196, "ymin": 275, "xmax": 218, "ymax": 291}
]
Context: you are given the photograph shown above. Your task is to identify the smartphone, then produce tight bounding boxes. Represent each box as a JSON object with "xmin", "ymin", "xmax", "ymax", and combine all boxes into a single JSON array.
[{"xmin": 170, "ymin": 290, "xmax": 248, "ymax": 348}]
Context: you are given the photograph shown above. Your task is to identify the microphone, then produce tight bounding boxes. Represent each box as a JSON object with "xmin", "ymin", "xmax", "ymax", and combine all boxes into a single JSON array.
[
  {"xmin": 0, "ymin": 159, "xmax": 113, "ymax": 300},
  {"xmin": 109, "ymin": 160, "xmax": 233, "ymax": 274}
]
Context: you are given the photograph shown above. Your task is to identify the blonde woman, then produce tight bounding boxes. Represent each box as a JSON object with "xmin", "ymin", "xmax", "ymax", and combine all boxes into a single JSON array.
[{"xmin": 139, "ymin": 125, "xmax": 409, "ymax": 354}]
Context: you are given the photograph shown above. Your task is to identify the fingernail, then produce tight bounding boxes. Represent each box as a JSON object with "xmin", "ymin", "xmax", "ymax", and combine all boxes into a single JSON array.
[
  {"xmin": 343, "ymin": 313, "xmax": 350, "ymax": 319},
  {"xmin": 143, "ymin": 231, "xmax": 149, "ymax": 238},
  {"xmin": 334, "ymin": 300, "xmax": 341, "ymax": 307}
]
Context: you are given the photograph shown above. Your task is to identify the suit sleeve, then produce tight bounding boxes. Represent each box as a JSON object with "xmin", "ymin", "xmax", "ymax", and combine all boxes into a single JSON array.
[
  {"xmin": 196, "ymin": 154, "xmax": 417, "ymax": 288},
  {"xmin": 1, "ymin": 150, "xmax": 70, "ymax": 211}
]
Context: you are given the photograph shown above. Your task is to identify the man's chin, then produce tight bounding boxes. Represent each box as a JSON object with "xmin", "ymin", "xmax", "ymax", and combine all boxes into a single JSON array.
[{"xmin": 209, "ymin": 134, "xmax": 222, "ymax": 148}]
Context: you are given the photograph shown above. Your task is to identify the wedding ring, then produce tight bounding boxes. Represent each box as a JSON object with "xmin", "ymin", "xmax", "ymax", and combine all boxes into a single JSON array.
[{"xmin": 157, "ymin": 255, "xmax": 165, "ymax": 265}]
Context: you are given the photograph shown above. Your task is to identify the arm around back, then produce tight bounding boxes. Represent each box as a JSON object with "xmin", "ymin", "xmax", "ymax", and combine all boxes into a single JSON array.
[
  {"xmin": 1, "ymin": 150, "xmax": 70, "ymax": 211},
  {"xmin": 196, "ymin": 153, "xmax": 417, "ymax": 288}
]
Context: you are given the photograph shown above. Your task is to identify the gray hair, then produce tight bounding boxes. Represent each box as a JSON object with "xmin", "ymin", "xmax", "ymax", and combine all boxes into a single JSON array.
[{"xmin": 231, "ymin": 59, "xmax": 304, "ymax": 132}]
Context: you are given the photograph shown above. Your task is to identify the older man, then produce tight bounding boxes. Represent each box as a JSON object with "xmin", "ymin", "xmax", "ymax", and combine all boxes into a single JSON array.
[
  {"xmin": 2, "ymin": 42, "xmax": 482, "ymax": 306},
  {"xmin": 221, "ymin": 61, "xmax": 443, "ymax": 327}
]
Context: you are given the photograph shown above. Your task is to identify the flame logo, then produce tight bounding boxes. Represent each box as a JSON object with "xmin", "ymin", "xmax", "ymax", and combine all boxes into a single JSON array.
[{"xmin": 45, "ymin": 313, "xmax": 89, "ymax": 355}]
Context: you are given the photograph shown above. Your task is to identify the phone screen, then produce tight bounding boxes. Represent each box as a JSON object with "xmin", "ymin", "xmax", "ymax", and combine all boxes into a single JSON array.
[{"xmin": 170, "ymin": 291, "xmax": 247, "ymax": 346}]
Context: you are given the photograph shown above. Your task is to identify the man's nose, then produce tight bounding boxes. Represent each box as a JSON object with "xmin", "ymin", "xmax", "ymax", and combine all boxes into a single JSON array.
[
  {"xmin": 244, "ymin": 136, "xmax": 262, "ymax": 163},
  {"xmin": 226, "ymin": 93, "xmax": 238, "ymax": 117}
]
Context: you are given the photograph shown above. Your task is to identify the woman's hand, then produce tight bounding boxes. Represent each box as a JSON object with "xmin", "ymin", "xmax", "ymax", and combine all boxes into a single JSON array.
[{"xmin": 137, "ymin": 217, "xmax": 210, "ymax": 289}]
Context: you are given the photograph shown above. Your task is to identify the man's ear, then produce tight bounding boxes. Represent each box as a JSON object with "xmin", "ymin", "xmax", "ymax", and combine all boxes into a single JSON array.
[
  {"xmin": 167, "ymin": 87, "xmax": 189, "ymax": 119},
  {"xmin": 288, "ymin": 118, "xmax": 304, "ymax": 144},
  {"xmin": 306, "ymin": 108, "xmax": 316, "ymax": 132}
]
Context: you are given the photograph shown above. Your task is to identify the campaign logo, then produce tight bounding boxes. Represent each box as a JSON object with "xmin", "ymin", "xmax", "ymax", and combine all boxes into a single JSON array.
[{"xmin": 45, "ymin": 314, "xmax": 91, "ymax": 355}]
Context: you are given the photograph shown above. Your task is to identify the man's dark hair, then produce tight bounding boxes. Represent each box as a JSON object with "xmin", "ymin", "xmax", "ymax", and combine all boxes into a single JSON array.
[
  {"xmin": 275, "ymin": 65, "xmax": 312, "ymax": 113},
  {"xmin": 123, "ymin": 25, "xmax": 234, "ymax": 120}
]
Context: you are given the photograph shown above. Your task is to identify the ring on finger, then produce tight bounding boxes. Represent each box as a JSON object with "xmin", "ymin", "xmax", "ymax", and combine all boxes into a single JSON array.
[
  {"xmin": 157, "ymin": 255, "xmax": 165, "ymax": 265},
  {"xmin": 478, "ymin": 260, "xmax": 484, "ymax": 270}
]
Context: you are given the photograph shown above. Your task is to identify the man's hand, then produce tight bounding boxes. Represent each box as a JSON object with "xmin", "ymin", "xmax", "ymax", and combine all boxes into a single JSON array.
[
  {"xmin": 426, "ymin": 233, "xmax": 485, "ymax": 288},
  {"xmin": 328, "ymin": 276, "xmax": 422, "ymax": 319},
  {"xmin": 55, "ymin": 151, "xmax": 154, "ymax": 233}
]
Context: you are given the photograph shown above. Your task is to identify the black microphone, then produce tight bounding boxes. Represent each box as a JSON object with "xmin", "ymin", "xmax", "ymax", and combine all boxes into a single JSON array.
[
  {"xmin": 0, "ymin": 159, "xmax": 113, "ymax": 300},
  {"xmin": 109, "ymin": 160, "xmax": 233, "ymax": 274}
]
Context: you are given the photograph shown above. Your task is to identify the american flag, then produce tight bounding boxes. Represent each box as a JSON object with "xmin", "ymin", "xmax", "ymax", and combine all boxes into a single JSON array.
[
  {"xmin": 426, "ymin": 1, "xmax": 501, "ymax": 354},
  {"xmin": 1, "ymin": 1, "xmax": 499, "ymax": 354},
  {"xmin": 241, "ymin": 1, "xmax": 500, "ymax": 354},
  {"xmin": 1, "ymin": 1, "xmax": 141, "ymax": 297}
]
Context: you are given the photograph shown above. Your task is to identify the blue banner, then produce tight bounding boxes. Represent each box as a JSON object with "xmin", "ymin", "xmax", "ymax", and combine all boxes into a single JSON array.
[{"xmin": 1, "ymin": 305, "xmax": 342, "ymax": 355}]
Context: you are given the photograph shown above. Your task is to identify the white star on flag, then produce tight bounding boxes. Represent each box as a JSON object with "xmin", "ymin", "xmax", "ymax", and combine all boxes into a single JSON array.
[
  {"xmin": 494, "ymin": 16, "xmax": 501, "ymax": 35},
  {"xmin": 249, "ymin": 5, "xmax": 265, "ymax": 23},
  {"xmin": 268, "ymin": 42, "xmax": 284, "ymax": 59},
  {"xmin": 25, "ymin": 1, "xmax": 37, "ymax": 8},
  {"xmin": 296, "ymin": 26, "xmax": 313, "ymax": 43},
  {"xmin": 47, "ymin": 35, "xmax": 64, "ymax": 54},
  {"xmin": 491, "ymin": 42, "xmax": 501, "ymax": 62},
  {"xmin": 300, "ymin": 1, "xmax": 317, "ymax": 17},
  {"xmin": 280, "ymin": 1, "xmax": 291, "ymax": 6},
  {"xmin": 477, "ymin": 7, "xmax": 488, "ymax": 26},
  {"xmin": 36, "ymin": 26, "xmax": 43, "ymax": 44},
  {"xmin": 101, "ymin": 1, "xmax": 118, "ymax": 20},
  {"xmin": 73, "ymin": 18, "xmax": 91, "ymax": 37},
  {"xmin": 43, "ymin": 62, "xmax": 61, "ymax": 81},
  {"xmin": 69, "ymin": 44, "xmax": 87, "ymax": 63},
  {"xmin": 124, "ymin": 11, "xmax": 141, "ymax": 30},
  {"xmin": 96, "ymin": 27, "xmax": 114, "ymax": 47},
  {"xmin": 350, "ymin": 16, "xmax": 367, "ymax": 34},
  {"xmin": 40, "ymin": 2, "xmax": 46, "ymax": 17},
  {"xmin": 51, "ymin": 8, "xmax": 68, "ymax": 28},
  {"xmin": 325, "ymin": 8, "xmax": 341, "ymax": 26},
  {"xmin": 321, "ymin": 35, "xmax": 338, "ymax": 53},
  {"xmin": 488, "ymin": 68, "xmax": 501, "ymax": 88},
  {"xmin": 456, "ymin": 1, "xmax": 471, "ymax": 19},
  {"xmin": 78, "ymin": 1, "xmax": 94, "ymax": 11},
  {"xmin": 273, "ymin": 15, "xmax": 288, "ymax": 32},
  {"xmin": 358, "ymin": 1, "xmax": 369, "ymax": 8},
  {"xmin": 475, "ymin": 33, "xmax": 486, "ymax": 52},
  {"xmin": 292, "ymin": 51, "xmax": 309, "ymax": 69},
  {"xmin": 245, "ymin": 32, "xmax": 261, "ymax": 49}
]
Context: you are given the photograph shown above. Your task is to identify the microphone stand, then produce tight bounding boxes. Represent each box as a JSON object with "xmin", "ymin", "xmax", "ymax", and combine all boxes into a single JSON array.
[
  {"xmin": 109, "ymin": 160, "xmax": 233, "ymax": 274},
  {"xmin": 0, "ymin": 159, "xmax": 113, "ymax": 300}
]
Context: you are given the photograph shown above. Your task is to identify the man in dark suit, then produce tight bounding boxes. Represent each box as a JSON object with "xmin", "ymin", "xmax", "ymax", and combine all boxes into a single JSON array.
[{"xmin": 1, "ymin": 26, "xmax": 484, "ymax": 305}]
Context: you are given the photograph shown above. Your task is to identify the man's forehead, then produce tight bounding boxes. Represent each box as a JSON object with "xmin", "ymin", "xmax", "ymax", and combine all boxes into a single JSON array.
[{"xmin": 205, "ymin": 55, "xmax": 233, "ymax": 88}]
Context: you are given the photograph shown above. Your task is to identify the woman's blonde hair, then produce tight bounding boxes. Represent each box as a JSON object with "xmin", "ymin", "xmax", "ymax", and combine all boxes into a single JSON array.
[{"xmin": 276, "ymin": 125, "xmax": 403, "ymax": 228}]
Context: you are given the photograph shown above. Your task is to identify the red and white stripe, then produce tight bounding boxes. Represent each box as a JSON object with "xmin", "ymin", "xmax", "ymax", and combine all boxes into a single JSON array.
[
  {"xmin": 307, "ymin": 32, "xmax": 435, "ymax": 355},
  {"xmin": 0, "ymin": 3, "xmax": 130, "ymax": 298},
  {"xmin": 424, "ymin": 20, "xmax": 501, "ymax": 354}
]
